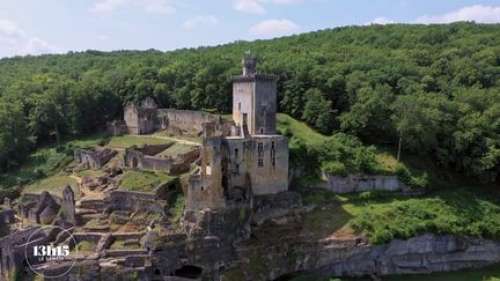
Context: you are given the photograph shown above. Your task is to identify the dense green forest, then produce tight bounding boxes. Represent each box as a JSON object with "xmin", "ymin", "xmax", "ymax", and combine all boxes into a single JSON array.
[{"xmin": 0, "ymin": 22, "xmax": 499, "ymax": 185}]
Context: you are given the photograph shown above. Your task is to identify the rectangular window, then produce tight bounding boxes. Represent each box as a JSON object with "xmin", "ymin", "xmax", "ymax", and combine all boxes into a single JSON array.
[
  {"xmin": 257, "ymin": 143, "xmax": 264, "ymax": 167},
  {"xmin": 234, "ymin": 148, "xmax": 239, "ymax": 159},
  {"xmin": 257, "ymin": 143, "xmax": 263, "ymax": 157},
  {"xmin": 238, "ymin": 102, "xmax": 242, "ymax": 111},
  {"xmin": 271, "ymin": 141, "xmax": 276, "ymax": 167}
]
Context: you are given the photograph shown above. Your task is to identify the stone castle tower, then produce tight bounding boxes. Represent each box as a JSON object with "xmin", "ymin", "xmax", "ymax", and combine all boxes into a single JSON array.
[
  {"xmin": 187, "ymin": 55, "xmax": 289, "ymax": 211},
  {"xmin": 232, "ymin": 54, "xmax": 277, "ymax": 135}
]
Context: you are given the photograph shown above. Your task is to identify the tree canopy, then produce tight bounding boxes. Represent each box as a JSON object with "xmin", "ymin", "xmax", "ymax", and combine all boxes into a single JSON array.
[{"xmin": 0, "ymin": 22, "xmax": 499, "ymax": 182}]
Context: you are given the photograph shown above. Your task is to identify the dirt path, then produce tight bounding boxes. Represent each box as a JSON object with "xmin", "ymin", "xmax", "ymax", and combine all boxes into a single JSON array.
[{"xmin": 146, "ymin": 134, "xmax": 201, "ymax": 146}]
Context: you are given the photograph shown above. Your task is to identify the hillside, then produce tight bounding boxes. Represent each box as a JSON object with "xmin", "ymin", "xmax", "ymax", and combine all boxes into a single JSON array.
[{"xmin": 0, "ymin": 22, "xmax": 499, "ymax": 185}]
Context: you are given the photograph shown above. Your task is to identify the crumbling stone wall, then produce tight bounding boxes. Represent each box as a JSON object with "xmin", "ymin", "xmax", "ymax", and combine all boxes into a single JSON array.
[
  {"xmin": 107, "ymin": 120, "xmax": 128, "ymax": 136},
  {"xmin": 124, "ymin": 148, "xmax": 174, "ymax": 172},
  {"xmin": 106, "ymin": 190, "xmax": 166, "ymax": 214},
  {"xmin": 124, "ymin": 97, "xmax": 158, "ymax": 135},
  {"xmin": 74, "ymin": 148, "xmax": 117, "ymax": 170},
  {"xmin": 157, "ymin": 109, "xmax": 223, "ymax": 136},
  {"xmin": 124, "ymin": 144, "xmax": 198, "ymax": 175},
  {"xmin": 61, "ymin": 185, "xmax": 76, "ymax": 225},
  {"xmin": 0, "ymin": 227, "xmax": 45, "ymax": 280},
  {"xmin": 319, "ymin": 174, "xmax": 409, "ymax": 194}
]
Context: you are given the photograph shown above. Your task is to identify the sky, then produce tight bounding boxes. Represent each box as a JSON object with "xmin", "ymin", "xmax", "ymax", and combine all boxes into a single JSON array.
[{"xmin": 1, "ymin": 0, "xmax": 500, "ymax": 58}]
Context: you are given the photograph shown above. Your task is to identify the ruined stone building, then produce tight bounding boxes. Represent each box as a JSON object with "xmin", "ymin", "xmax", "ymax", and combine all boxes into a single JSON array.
[
  {"xmin": 187, "ymin": 55, "xmax": 289, "ymax": 210},
  {"xmin": 123, "ymin": 97, "xmax": 228, "ymax": 136},
  {"xmin": 74, "ymin": 148, "xmax": 117, "ymax": 170}
]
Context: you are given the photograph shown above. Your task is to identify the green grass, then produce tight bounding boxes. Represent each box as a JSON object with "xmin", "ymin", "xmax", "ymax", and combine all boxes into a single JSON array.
[
  {"xmin": 110, "ymin": 239, "xmax": 140, "ymax": 250},
  {"xmin": 75, "ymin": 241, "xmax": 96, "ymax": 252},
  {"xmin": 23, "ymin": 175, "xmax": 80, "ymax": 199},
  {"xmin": 0, "ymin": 133, "xmax": 107, "ymax": 199},
  {"xmin": 170, "ymin": 194, "xmax": 185, "ymax": 223},
  {"xmin": 157, "ymin": 143, "xmax": 197, "ymax": 158},
  {"xmin": 277, "ymin": 113, "xmax": 330, "ymax": 147},
  {"xmin": 107, "ymin": 135, "xmax": 173, "ymax": 149},
  {"xmin": 301, "ymin": 187, "xmax": 500, "ymax": 245},
  {"xmin": 77, "ymin": 169, "xmax": 106, "ymax": 178},
  {"xmin": 66, "ymin": 133, "xmax": 109, "ymax": 148},
  {"xmin": 119, "ymin": 170, "xmax": 175, "ymax": 192}
]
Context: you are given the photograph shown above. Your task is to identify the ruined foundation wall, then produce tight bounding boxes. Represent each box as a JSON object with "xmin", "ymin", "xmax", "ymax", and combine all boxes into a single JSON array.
[{"xmin": 319, "ymin": 174, "xmax": 409, "ymax": 194}]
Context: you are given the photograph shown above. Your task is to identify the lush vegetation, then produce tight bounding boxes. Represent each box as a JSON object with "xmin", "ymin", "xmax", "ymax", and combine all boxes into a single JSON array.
[
  {"xmin": 0, "ymin": 134, "xmax": 106, "ymax": 199},
  {"xmin": 301, "ymin": 188, "xmax": 500, "ymax": 245},
  {"xmin": 119, "ymin": 170, "xmax": 174, "ymax": 192},
  {"xmin": 278, "ymin": 113, "xmax": 427, "ymax": 187},
  {"xmin": 106, "ymin": 135, "xmax": 173, "ymax": 149},
  {"xmin": 0, "ymin": 22, "xmax": 499, "ymax": 185}
]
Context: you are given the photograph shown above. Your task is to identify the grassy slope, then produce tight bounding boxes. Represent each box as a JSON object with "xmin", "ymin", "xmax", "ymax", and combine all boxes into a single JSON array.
[
  {"xmin": 0, "ymin": 133, "xmax": 106, "ymax": 197},
  {"xmin": 106, "ymin": 135, "xmax": 174, "ymax": 149},
  {"xmin": 119, "ymin": 170, "xmax": 174, "ymax": 192},
  {"xmin": 277, "ymin": 114, "xmax": 398, "ymax": 174},
  {"xmin": 277, "ymin": 113, "xmax": 500, "ymax": 244},
  {"xmin": 157, "ymin": 143, "xmax": 197, "ymax": 157},
  {"xmin": 277, "ymin": 113, "xmax": 330, "ymax": 147}
]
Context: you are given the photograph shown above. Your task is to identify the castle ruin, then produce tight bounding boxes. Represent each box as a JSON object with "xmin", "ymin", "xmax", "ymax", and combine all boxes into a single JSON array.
[{"xmin": 186, "ymin": 55, "xmax": 289, "ymax": 210}]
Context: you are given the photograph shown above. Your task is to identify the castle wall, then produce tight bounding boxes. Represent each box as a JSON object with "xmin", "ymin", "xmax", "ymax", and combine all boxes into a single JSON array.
[
  {"xmin": 157, "ymin": 109, "xmax": 221, "ymax": 135},
  {"xmin": 0, "ymin": 227, "xmax": 42, "ymax": 280},
  {"xmin": 220, "ymin": 136, "xmax": 288, "ymax": 196},
  {"xmin": 124, "ymin": 149, "xmax": 194, "ymax": 174},
  {"xmin": 74, "ymin": 148, "xmax": 117, "ymax": 170},
  {"xmin": 124, "ymin": 105, "xmax": 141, "ymax": 134},
  {"xmin": 319, "ymin": 174, "xmax": 409, "ymax": 194},
  {"xmin": 186, "ymin": 138, "xmax": 226, "ymax": 211},
  {"xmin": 232, "ymin": 82, "xmax": 254, "ymax": 132},
  {"xmin": 254, "ymin": 80, "xmax": 277, "ymax": 135},
  {"xmin": 107, "ymin": 191, "xmax": 166, "ymax": 214}
]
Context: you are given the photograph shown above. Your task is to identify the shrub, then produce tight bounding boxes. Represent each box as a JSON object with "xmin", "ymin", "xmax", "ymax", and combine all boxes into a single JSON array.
[
  {"xmin": 396, "ymin": 163, "xmax": 429, "ymax": 189},
  {"xmin": 321, "ymin": 161, "xmax": 347, "ymax": 176},
  {"xmin": 319, "ymin": 133, "xmax": 381, "ymax": 175}
]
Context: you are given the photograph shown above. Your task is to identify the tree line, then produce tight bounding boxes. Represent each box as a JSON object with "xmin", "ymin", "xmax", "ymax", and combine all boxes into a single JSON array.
[{"xmin": 0, "ymin": 22, "xmax": 499, "ymax": 183}]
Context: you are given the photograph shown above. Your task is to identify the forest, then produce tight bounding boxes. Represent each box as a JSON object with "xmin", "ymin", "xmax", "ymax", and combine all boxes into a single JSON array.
[{"xmin": 0, "ymin": 22, "xmax": 499, "ymax": 185}]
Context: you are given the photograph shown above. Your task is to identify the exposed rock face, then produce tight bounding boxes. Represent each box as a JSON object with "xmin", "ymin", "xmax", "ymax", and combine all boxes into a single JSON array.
[
  {"xmin": 319, "ymin": 174, "xmax": 409, "ymax": 194},
  {"xmin": 323, "ymin": 234, "xmax": 500, "ymax": 276},
  {"xmin": 228, "ymin": 229, "xmax": 500, "ymax": 281}
]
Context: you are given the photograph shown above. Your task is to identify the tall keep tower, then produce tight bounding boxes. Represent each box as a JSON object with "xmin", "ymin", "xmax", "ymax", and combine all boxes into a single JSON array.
[{"xmin": 232, "ymin": 54, "xmax": 277, "ymax": 135}]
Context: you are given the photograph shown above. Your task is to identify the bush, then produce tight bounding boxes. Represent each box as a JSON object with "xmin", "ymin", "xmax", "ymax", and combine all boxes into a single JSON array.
[
  {"xmin": 319, "ymin": 133, "xmax": 381, "ymax": 175},
  {"xmin": 396, "ymin": 163, "xmax": 429, "ymax": 189},
  {"xmin": 321, "ymin": 161, "xmax": 347, "ymax": 176}
]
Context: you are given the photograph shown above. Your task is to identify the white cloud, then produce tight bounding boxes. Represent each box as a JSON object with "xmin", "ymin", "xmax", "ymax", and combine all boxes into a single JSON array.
[
  {"xmin": 233, "ymin": 0, "xmax": 303, "ymax": 14},
  {"xmin": 90, "ymin": 0, "xmax": 127, "ymax": 13},
  {"xmin": 415, "ymin": 5, "xmax": 500, "ymax": 24},
  {"xmin": 234, "ymin": 0, "xmax": 266, "ymax": 15},
  {"xmin": 0, "ymin": 19, "xmax": 57, "ymax": 58},
  {"xmin": 22, "ymin": 37, "xmax": 56, "ymax": 55},
  {"xmin": 183, "ymin": 15, "xmax": 219, "ymax": 31},
  {"xmin": 91, "ymin": 0, "xmax": 175, "ymax": 15},
  {"xmin": 366, "ymin": 17, "xmax": 395, "ymax": 25},
  {"xmin": 249, "ymin": 19, "xmax": 300, "ymax": 37}
]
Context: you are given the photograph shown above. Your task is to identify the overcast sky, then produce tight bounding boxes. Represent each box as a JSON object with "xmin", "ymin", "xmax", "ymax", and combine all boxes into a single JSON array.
[{"xmin": 1, "ymin": 0, "xmax": 500, "ymax": 58}]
